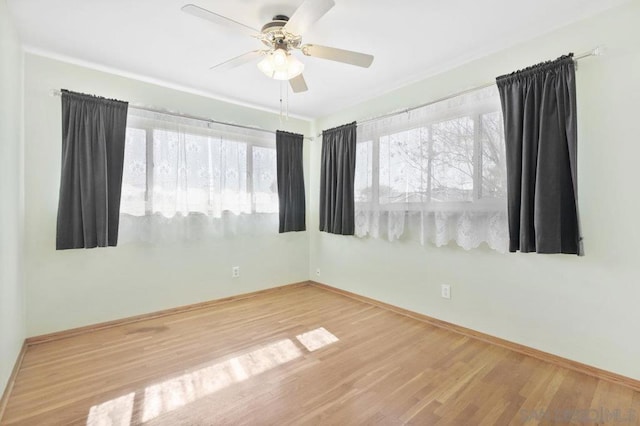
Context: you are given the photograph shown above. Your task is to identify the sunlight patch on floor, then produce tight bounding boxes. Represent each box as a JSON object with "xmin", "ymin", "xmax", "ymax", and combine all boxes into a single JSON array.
[
  {"xmin": 86, "ymin": 392, "xmax": 135, "ymax": 426},
  {"xmin": 141, "ymin": 338, "xmax": 302, "ymax": 422},
  {"xmin": 296, "ymin": 327, "xmax": 339, "ymax": 352},
  {"xmin": 86, "ymin": 327, "xmax": 340, "ymax": 425}
]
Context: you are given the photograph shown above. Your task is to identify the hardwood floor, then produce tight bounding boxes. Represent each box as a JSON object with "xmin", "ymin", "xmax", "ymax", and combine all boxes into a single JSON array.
[{"xmin": 2, "ymin": 283, "xmax": 639, "ymax": 425}]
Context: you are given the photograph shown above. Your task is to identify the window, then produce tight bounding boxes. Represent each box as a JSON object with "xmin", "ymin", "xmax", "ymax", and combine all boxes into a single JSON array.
[
  {"xmin": 119, "ymin": 109, "xmax": 278, "ymax": 243},
  {"xmin": 121, "ymin": 111, "xmax": 278, "ymax": 218},
  {"xmin": 354, "ymin": 86, "xmax": 508, "ymax": 252}
]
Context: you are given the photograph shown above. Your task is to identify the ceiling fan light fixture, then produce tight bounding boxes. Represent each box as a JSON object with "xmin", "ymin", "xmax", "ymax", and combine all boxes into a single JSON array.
[
  {"xmin": 257, "ymin": 49, "xmax": 305, "ymax": 81},
  {"xmin": 184, "ymin": 0, "xmax": 374, "ymax": 94},
  {"xmin": 272, "ymin": 48, "xmax": 288, "ymax": 68}
]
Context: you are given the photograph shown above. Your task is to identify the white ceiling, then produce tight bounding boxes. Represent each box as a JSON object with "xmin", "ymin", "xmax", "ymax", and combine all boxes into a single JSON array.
[{"xmin": 7, "ymin": 0, "xmax": 627, "ymax": 119}]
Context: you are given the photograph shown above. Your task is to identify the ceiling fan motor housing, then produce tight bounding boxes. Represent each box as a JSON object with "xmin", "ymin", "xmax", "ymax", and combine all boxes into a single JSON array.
[
  {"xmin": 260, "ymin": 15, "xmax": 302, "ymax": 50},
  {"xmin": 260, "ymin": 15, "xmax": 288, "ymax": 34}
]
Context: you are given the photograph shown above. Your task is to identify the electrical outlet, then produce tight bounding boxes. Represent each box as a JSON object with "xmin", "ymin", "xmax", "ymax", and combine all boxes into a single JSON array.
[
  {"xmin": 232, "ymin": 266, "xmax": 240, "ymax": 278},
  {"xmin": 316, "ymin": 268, "xmax": 321, "ymax": 276},
  {"xmin": 441, "ymin": 284, "xmax": 451, "ymax": 299}
]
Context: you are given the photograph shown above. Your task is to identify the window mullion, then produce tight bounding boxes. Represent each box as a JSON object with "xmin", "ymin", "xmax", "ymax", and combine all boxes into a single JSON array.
[
  {"xmin": 247, "ymin": 143, "xmax": 254, "ymax": 213},
  {"xmin": 145, "ymin": 127, "xmax": 154, "ymax": 214},
  {"xmin": 372, "ymin": 136, "xmax": 380, "ymax": 206},
  {"xmin": 207, "ymin": 136, "xmax": 214, "ymax": 214},
  {"xmin": 427, "ymin": 125, "xmax": 433, "ymax": 204},
  {"xmin": 473, "ymin": 114, "xmax": 482, "ymax": 201}
]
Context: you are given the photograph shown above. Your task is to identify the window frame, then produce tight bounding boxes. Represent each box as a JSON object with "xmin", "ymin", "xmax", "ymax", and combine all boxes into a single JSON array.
[
  {"xmin": 356, "ymin": 99, "xmax": 505, "ymax": 213},
  {"xmin": 122, "ymin": 116, "xmax": 279, "ymax": 217}
]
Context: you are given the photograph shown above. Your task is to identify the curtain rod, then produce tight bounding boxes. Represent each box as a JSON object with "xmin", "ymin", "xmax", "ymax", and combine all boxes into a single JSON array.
[
  {"xmin": 316, "ymin": 47, "xmax": 604, "ymax": 137},
  {"xmin": 50, "ymin": 90, "xmax": 312, "ymax": 141}
]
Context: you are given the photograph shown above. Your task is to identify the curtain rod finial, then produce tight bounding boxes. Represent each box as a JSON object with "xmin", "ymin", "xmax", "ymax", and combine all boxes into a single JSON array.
[{"xmin": 593, "ymin": 45, "xmax": 606, "ymax": 56}]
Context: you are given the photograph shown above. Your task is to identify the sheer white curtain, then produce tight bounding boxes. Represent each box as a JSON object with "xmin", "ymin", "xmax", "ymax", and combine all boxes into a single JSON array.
[
  {"xmin": 354, "ymin": 86, "xmax": 508, "ymax": 252},
  {"xmin": 119, "ymin": 109, "xmax": 278, "ymax": 243}
]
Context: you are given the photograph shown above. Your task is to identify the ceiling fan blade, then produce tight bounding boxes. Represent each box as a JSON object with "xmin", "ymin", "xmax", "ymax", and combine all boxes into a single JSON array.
[
  {"xmin": 284, "ymin": 0, "xmax": 335, "ymax": 35},
  {"xmin": 301, "ymin": 44, "xmax": 374, "ymax": 68},
  {"xmin": 289, "ymin": 74, "xmax": 308, "ymax": 93},
  {"xmin": 210, "ymin": 50, "xmax": 265, "ymax": 71},
  {"xmin": 182, "ymin": 4, "xmax": 260, "ymax": 36}
]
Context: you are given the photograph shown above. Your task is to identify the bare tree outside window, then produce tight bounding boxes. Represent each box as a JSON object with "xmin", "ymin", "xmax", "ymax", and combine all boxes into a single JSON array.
[
  {"xmin": 431, "ymin": 117, "xmax": 474, "ymax": 202},
  {"xmin": 353, "ymin": 86, "xmax": 509, "ymax": 252},
  {"xmin": 481, "ymin": 111, "xmax": 506, "ymax": 199}
]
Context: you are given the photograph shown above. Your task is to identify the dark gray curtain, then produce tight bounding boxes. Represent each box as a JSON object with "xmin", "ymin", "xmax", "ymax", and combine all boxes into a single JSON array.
[
  {"xmin": 276, "ymin": 130, "xmax": 306, "ymax": 232},
  {"xmin": 56, "ymin": 90, "xmax": 129, "ymax": 250},
  {"xmin": 496, "ymin": 54, "xmax": 583, "ymax": 255},
  {"xmin": 319, "ymin": 122, "xmax": 357, "ymax": 235}
]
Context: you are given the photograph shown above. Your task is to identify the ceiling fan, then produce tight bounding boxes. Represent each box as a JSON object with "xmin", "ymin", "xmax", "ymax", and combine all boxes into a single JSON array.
[{"xmin": 181, "ymin": 0, "xmax": 374, "ymax": 93}]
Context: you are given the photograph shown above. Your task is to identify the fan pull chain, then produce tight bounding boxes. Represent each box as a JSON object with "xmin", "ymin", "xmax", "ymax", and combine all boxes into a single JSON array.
[
  {"xmin": 278, "ymin": 81, "xmax": 290, "ymax": 124},
  {"xmin": 279, "ymin": 81, "xmax": 283, "ymax": 124}
]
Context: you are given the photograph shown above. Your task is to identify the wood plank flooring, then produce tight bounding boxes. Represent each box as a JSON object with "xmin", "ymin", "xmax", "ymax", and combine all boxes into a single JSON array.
[{"xmin": 2, "ymin": 283, "xmax": 639, "ymax": 425}]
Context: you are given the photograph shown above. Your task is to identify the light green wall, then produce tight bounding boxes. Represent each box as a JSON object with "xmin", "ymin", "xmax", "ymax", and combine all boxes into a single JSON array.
[
  {"xmin": 8, "ymin": 0, "xmax": 640, "ymax": 389},
  {"xmin": 311, "ymin": 1, "xmax": 640, "ymax": 380},
  {"xmin": 0, "ymin": 0, "xmax": 25, "ymax": 393},
  {"xmin": 23, "ymin": 53, "xmax": 312, "ymax": 336}
]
